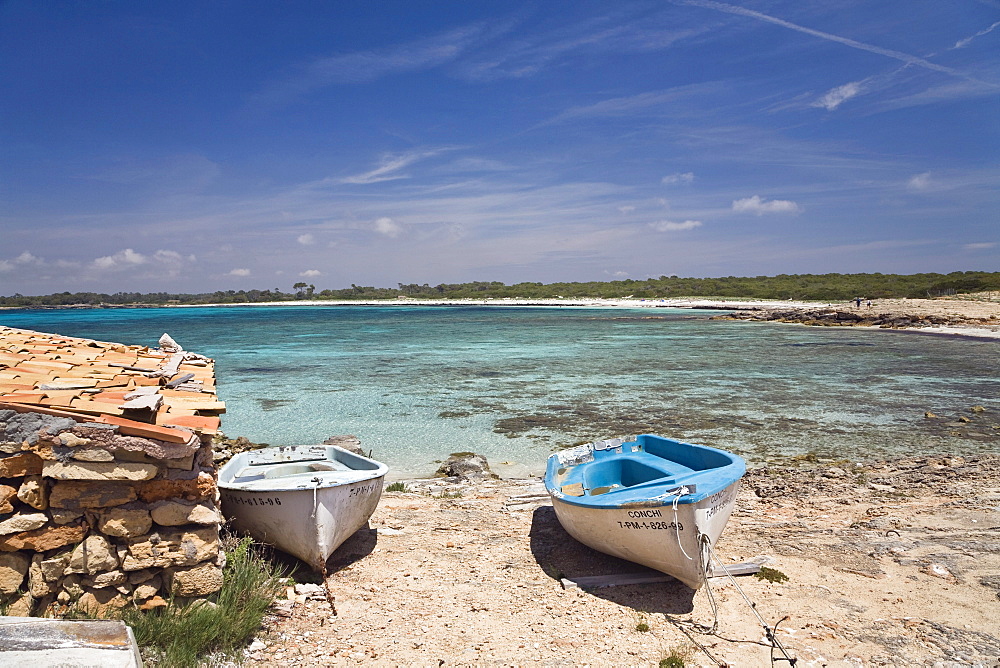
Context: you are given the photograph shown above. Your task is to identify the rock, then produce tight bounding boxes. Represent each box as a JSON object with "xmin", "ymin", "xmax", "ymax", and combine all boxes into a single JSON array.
[
  {"xmin": 67, "ymin": 534, "xmax": 120, "ymax": 575},
  {"xmin": 140, "ymin": 595, "xmax": 168, "ymax": 610},
  {"xmin": 97, "ymin": 506, "xmax": 153, "ymax": 538},
  {"xmin": 0, "ymin": 452, "xmax": 43, "ymax": 478},
  {"xmin": 49, "ymin": 480, "xmax": 138, "ymax": 509},
  {"xmin": 924, "ymin": 411, "xmax": 938, "ymax": 418},
  {"xmin": 28, "ymin": 554, "xmax": 58, "ymax": 597},
  {"xmin": 136, "ymin": 473, "xmax": 216, "ymax": 503},
  {"xmin": 0, "ymin": 551, "xmax": 30, "ymax": 594},
  {"xmin": 17, "ymin": 475, "xmax": 49, "ymax": 510},
  {"xmin": 83, "ymin": 569, "xmax": 127, "ymax": 589},
  {"xmin": 42, "ymin": 460, "xmax": 160, "ymax": 481},
  {"xmin": 0, "ymin": 524, "xmax": 87, "ymax": 552},
  {"xmin": 76, "ymin": 587, "xmax": 128, "ymax": 615},
  {"xmin": 0, "ymin": 513, "xmax": 49, "ymax": 536},
  {"xmin": 324, "ymin": 435, "xmax": 365, "ymax": 455},
  {"xmin": 0, "ymin": 485, "xmax": 17, "ymax": 514},
  {"xmin": 150, "ymin": 500, "xmax": 222, "ymax": 526},
  {"xmin": 58, "ymin": 432, "xmax": 91, "ymax": 448},
  {"xmin": 50, "ymin": 508, "xmax": 85, "ymax": 525},
  {"xmin": 167, "ymin": 562, "xmax": 224, "ymax": 596},
  {"xmin": 70, "ymin": 448, "xmax": 115, "ymax": 462},
  {"xmin": 122, "ymin": 526, "xmax": 219, "ymax": 570},
  {"xmin": 435, "ymin": 452, "xmax": 498, "ymax": 481}
]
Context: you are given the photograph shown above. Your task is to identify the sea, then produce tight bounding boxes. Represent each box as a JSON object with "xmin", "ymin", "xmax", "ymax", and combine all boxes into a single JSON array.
[{"xmin": 2, "ymin": 305, "xmax": 997, "ymax": 478}]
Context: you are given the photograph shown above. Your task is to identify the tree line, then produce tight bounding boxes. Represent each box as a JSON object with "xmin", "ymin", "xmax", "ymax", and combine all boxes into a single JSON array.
[{"xmin": 1, "ymin": 271, "xmax": 998, "ymax": 307}]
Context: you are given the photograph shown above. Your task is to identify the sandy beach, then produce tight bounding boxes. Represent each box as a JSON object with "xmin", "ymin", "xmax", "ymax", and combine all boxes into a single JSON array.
[{"xmin": 242, "ymin": 453, "xmax": 1000, "ymax": 667}]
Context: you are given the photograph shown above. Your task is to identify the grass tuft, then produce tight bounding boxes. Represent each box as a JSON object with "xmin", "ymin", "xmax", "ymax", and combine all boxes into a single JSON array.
[
  {"xmin": 385, "ymin": 481, "xmax": 409, "ymax": 493},
  {"xmin": 121, "ymin": 534, "xmax": 287, "ymax": 667},
  {"xmin": 754, "ymin": 566, "xmax": 789, "ymax": 583}
]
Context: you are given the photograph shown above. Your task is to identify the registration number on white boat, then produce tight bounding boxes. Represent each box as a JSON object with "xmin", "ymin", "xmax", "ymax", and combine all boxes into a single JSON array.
[
  {"xmin": 617, "ymin": 520, "xmax": 684, "ymax": 531},
  {"xmin": 349, "ymin": 483, "xmax": 379, "ymax": 497},
  {"xmin": 223, "ymin": 493, "xmax": 281, "ymax": 506}
]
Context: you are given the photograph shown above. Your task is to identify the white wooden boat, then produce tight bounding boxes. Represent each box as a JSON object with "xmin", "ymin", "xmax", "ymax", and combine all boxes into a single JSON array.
[
  {"xmin": 219, "ymin": 445, "xmax": 388, "ymax": 573},
  {"xmin": 545, "ymin": 434, "xmax": 745, "ymax": 589}
]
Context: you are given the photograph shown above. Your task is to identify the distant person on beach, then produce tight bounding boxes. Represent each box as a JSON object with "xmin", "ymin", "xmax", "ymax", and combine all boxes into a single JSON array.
[
  {"xmin": 855, "ymin": 297, "xmax": 862, "ymax": 307},
  {"xmin": 867, "ymin": 300, "xmax": 873, "ymax": 309}
]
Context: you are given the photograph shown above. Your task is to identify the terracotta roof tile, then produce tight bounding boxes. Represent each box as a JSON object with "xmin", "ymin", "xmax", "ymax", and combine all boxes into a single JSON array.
[{"xmin": 0, "ymin": 326, "xmax": 222, "ymax": 435}]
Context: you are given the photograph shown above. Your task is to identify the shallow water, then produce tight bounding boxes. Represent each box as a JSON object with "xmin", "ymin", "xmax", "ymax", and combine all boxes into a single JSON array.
[{"xmin": 2, "ymin": 305, "xmax": 997, "ymax": 476}]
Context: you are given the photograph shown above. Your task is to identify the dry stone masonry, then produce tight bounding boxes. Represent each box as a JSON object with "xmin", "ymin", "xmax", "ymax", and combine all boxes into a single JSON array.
[{"xmin": 0, "ymin": 326, "xmax": 225, "ymax": 616}]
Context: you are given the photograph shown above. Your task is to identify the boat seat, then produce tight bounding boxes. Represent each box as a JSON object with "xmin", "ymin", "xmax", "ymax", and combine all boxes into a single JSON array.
[{"xmin": 582, "ymin": 451, "xmax": 694, "ymax": 491}]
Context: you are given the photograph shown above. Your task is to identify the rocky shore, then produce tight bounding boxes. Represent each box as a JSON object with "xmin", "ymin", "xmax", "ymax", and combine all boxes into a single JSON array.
[
  {"xmin": 713, "ymin": 297, "xmax": 1000, "ymax": 339},
  {"xmin": 240, "ymin": 453, "xmax": 1000, "ymax": 667}
]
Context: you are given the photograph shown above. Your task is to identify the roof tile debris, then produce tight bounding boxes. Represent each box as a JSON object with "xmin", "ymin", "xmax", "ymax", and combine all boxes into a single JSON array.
[{"xmin": 0, "ymin": 326, "xmax": 223, "ymax": 438}]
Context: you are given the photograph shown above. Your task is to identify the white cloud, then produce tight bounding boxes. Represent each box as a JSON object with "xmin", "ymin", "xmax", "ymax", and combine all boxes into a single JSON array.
[
  {"xmin": 373, "ymin": 216, "xmax": 403, "ymax": 238},
  {"xmin": 732, "ymin": 195, "xmax": 802, "ymax": 215},
  {"xmin": 339, "ymin": 150, "xmax": 445, "ymax": 185},
  {"xmin": 228, "ymin": 268, "xmax": 251, "ymax": 276},
  {"xmin": 0, "ymin": 251, "xmax": 42, "ymax": 272},
  {"xmin": 300, "ymin": 269, "xmax": 322, "ymax": 277},
  {"xmin": 814, "ymin": 81, "xmax": 863, "ymax": 111},
  {"xmin": 297, "ymin": 233, "xmax": 316, "ymax": 245},
  {"xmin": 685, "ymin": 0, "xmax": 961, "ymax": 78},
  {"xmin": 94, "ymin": 248, "xmax": 147, "ymax": 269},
  {"xmin": 661, "ymin": 172, "xmax": 694, "ymax": 185},
  {"xmin": 964, "ymin": 242, "xmax": 996, "ymax": 250},
  {"xmin": 953, "ymin": 20, "xmax": 1000, "ymax": 49},
  {"xmin": 92, "ymin": 248, "xmax": 195, "ymax": 271},
  {"xmin": 907, "ymin": 172, "xmax": 932, "ymax": 191},
  {"xmin": 618, "ymin": 205, "xmax": 636, "ymax": 214},
  {"xmin": 650, "ymin": 219, "xmax": 702, "ymax": 232}
]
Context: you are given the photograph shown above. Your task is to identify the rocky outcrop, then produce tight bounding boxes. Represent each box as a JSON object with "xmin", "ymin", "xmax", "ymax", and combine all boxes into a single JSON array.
[
  {"xmin": 0, "ymin": 409, "xmax": 223, "ymax": 616},
  {"xmin": 713, "ymin": 307, "xmax": 998, "ymax": 330},
  {"xmin": 435, "ymin": 452, "xmax": 498, "ymax": 481}
]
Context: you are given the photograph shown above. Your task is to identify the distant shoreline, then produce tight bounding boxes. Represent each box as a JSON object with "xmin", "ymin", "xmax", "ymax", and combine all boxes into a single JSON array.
[{"xmin": 3, "ymin": 296, "xmax": 998, "ymax": 339}]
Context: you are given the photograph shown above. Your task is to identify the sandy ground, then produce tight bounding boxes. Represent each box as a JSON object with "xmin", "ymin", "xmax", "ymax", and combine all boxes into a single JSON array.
[{"xmin": 241, "ymin": 454, "xmax": 1000, "ymax": 667}]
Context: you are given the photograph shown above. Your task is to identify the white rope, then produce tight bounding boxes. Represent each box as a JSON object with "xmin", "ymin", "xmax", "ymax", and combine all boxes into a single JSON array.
[
  {"xmin": 671, "ymin": 486, "xmax": 693, "ymax": 561},
  {"xmin": 702, "ymin": 539, "xmax": 797, "ymax": 665}
]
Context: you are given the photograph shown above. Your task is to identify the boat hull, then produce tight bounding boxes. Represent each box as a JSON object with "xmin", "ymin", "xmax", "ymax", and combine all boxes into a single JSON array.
[
  {"xmin": 549, "ymin": 479, "xmax": 740, "ymax": 589},
  {"xmin": 219, "ymin": 445, "xmax": 387, "ymax": 572},
  {"xmin": 545, "ymin": 434, "xmax": 745, "ymax": 589}
]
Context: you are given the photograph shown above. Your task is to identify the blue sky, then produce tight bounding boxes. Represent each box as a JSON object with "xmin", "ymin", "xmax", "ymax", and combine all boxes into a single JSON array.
[{"xmin": 1, "ymin": 1, "xmax": 998, "ymax": 295}]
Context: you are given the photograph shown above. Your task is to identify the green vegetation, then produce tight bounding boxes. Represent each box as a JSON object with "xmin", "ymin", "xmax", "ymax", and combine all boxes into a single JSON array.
[
  {"xmin": 660, "ymin": 645, "xmax": 694, "ymax": 667},
  {"xmin": 634, "ymin": 610, "xmax": 651, "ymax": 632},
  {"xmin": 119, "ymin": 535, "xmax": 286, "ymax": 667},
  {"xmin": 3, "ymin": 271, "xmax": 999, "ymax": 306},
  {"xmin": 434, "ymin": 490, "xmax": 464, "ymax": 499},
  {"xmin": 385, "ymin": 481, "xmax": 409, "ymax": 493},
  {"xmin": 754, "ymin": 566, "xmax": 789, "ymax": 584}
]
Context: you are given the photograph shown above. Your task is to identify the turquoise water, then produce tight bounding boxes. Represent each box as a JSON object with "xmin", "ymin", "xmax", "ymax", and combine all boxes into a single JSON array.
[{"xmin": 2, "ymin": 305, "xmax": 997, "ymax": 477}]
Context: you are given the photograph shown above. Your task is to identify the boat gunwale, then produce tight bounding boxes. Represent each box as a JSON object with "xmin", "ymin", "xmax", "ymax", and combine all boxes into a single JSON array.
[{"xmin": 544, "ymin": 434, "xmax": 745, "ymax": 508}]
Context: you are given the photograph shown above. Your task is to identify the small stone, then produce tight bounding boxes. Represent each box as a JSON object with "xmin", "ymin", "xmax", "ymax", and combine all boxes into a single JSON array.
[
  {"xmin": 70, "ymin": 448, "xmax": 115, "ymax": 462},
  {"xmin": 150, "ymin": 500, "xmax": 221, "ymax": 526},
  {"xmin": 67, "ymin": 534, "xmax": 120, "ymax": 575},
  {"xmin": 0, "ymin": 485, "xmax": 17, "ymax": 514},
  {"xmin": 0, "ymin": 452, "xmax": 43, "ymax": 478},
  {"xmin": 0, "ymin": 513, "xmax": 49, "ymax": 536},
  {"xmin": 49, "ymin": 481, "xmax": 138, "ymax": 509},
  {"xmin": 0, "ymin": 522, "xmax": 87, "ymax": 552},
  {"xmin": 98, "ymin": 507, "xmax": 153, "ymax": 538},
  {"xmin": 43, "ymin": 460, "xmax": 160, "ymax": 481},
  {"xmin": 167, "ymin": 562, "xmax": 224, "ymax": 596},
  {"xmin": 139, "ymin": 595, "xmax": 168, "ymax": 611},
  {"xmin": 58, "ymin": 433, "xmax": 91, "ymax": 448},
  {"xmin": 17, "ymin": 475, "xmax": 49, "ymax": 510},
  {"xmin": 0, "ymin": 551, "xmax": 30, "ymax": 594}
]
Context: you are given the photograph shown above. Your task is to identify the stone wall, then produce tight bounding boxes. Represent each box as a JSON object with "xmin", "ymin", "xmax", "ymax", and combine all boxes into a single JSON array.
[{"xmin": 0, "ymin": 408, "xmax": 221, "ymax": 616}]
